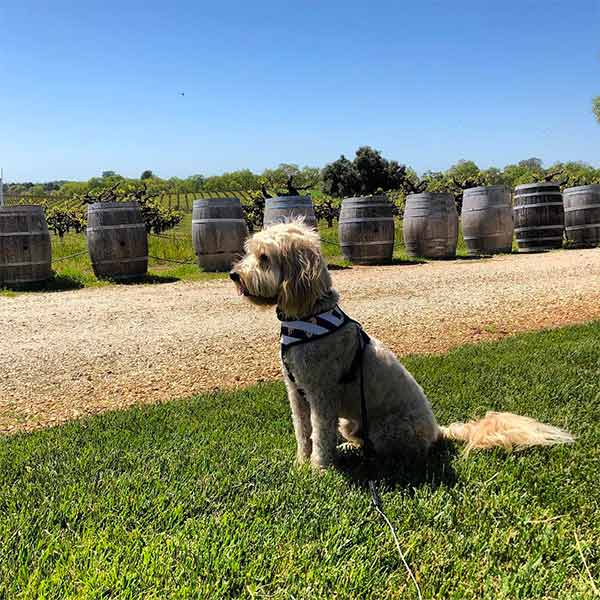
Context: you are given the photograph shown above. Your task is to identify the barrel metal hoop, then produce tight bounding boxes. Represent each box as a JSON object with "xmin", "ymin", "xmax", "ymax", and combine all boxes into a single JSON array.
[
  {"xmin": 342, "ymin": 204, "xmax": 393, "ymax": 209},
  {"xmin": 516, "ymin": 236, "xmax": 563, "ymax": 242},
  {"xmin": 191, "ymin": 219, "xmax": 246, "ymax": 224},
  {"xmin": 513, "ymin": 202, "xmax": 563, "ymax": 210},
  {"xmin": 340, "ymin": 240, "xmax": 394, "ymax": 246},
  {"xmin": 514, "ymin": 225, "xmax": 564, "ymax": 232},
  {"xmin": 88, "ymin": 207, "xmax": 142, "ymax": 213},
  {"xmin": 564, "ymin": 204, "xmax": 600, "ymax": 212},
  {"xmin": 0, "ymin": 231, "xmax": 48, "ymax": 237},
  {"xmin": 86, "ymin": 224, "xmax": 146, "ymax": 232},
  {"xmin": 462, "ymin": 206, "xmax": 510, "ymax": 213},
  {"xmin": 92, "ymin": 256, "xmax": 148, "ymax": 264},
  {"xmin": 340, "ymin": 217, "xmax": 394, "ymax": 223},
  {"xmin": 463, "ymin": 232, "xmax": 510, "ymax": 240},
  {"xmin": 0, "ymin": 260, "xmax": 50, "ymax": 267},
  {"xmin": 514, "ymin": 192, "xmax": 562, "ymax": 199},
  {"xmin": 565, "ymin": 224, "xmax": 600, "ymax": 231}
]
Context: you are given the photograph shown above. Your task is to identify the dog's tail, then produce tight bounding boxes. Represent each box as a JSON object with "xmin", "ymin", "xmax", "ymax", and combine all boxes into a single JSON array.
[{"xmin": 439, "ymin": 411, "xmax": 574, "ymax": 453}]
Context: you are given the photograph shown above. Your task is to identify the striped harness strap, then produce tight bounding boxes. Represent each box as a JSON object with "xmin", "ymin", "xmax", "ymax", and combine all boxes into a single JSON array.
[{"xmin": 279, "ymin": 306, "xmax": 353, "ymax": 350}]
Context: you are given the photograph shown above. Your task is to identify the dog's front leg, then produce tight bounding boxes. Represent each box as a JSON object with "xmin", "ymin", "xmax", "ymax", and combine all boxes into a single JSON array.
[
  {"xmin": 309, "ymin": 397, "xmax": 338, "ymax": 470},
  {"xmin": 286, "ymin": 385, "xmax": 312, "ymax": 464}
]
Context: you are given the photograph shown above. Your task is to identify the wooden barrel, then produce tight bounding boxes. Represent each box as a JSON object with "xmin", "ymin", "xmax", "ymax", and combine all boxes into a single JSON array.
[
  {"xmin": 403, "ymin": 193, "xmax": 458, "ymax": 258},
  {"xmin": 563, "ymin": 185, "xmax": 600, "ymax": 248},
  {"xmin": 192, "ymin": 198, "xmax": 248, "ymax": 272},
  {"xmin": 86, "ymin": 201, "xmax": 148, "ymax": 279},
  {"xmin": 462, "ymin": 186, "xmax": 513, "ymax": 256},
  {"xmin": 339, "ymin": 195, "xmax": 395, "ymax": 264},
  {"xmin": 0, "ymin": 205, "xmax": 52, "ymax": 285},
  {"xmin": 513, "ymin": 183, "xmax": 564, "ymax": 253},
  {"xmin": 263, "ymin": 196, "xmax": 317, "ymax": 229}
]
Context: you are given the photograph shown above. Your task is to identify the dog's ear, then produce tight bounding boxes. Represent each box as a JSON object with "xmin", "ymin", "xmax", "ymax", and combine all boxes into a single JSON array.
[{"xmin": 278, "ymin": 232, "xmax": 331, "ymax": 318}]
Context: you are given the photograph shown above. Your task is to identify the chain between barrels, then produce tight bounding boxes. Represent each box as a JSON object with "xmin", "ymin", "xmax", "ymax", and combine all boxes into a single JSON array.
[{"xmin": 52, "ymin": 250, "xmax": 88, "ymax": 262}]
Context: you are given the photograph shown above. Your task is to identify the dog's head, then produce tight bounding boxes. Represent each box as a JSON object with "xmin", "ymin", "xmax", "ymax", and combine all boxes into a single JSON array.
[{"xmin": 230, "ymin": 221, "xmax": 331, "ymax": 319}]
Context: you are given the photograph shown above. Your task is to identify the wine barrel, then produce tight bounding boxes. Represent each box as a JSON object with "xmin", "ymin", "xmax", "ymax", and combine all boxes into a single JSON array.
[
  {"xmin": 563, "ymin": 185, "xmax": 600, "ymax": 248},
  {"xmin": 86, "ymin": 201, "xmax": 148, "ymax": 279},
  {"xmin": 338, "ymin": 195, "xmax": 395, "ymax": 264},
  {"xmin": 513, "ymin": 183, "xmax": 564, "ymax": 253},
  {"xmin": 192, "ymin": 197, "xmax": 248, "ymax": 271},
  {"xmin": 263, "ymin": 196, "xmax": 317, "ymax": 229},
  {"xmin": 0, "ymin": 205, "xmax": 52, "ymax": 285},
  {"xmin": 461, "ymin": 186, "xmax": 513, "ymax": 256},
  {"xmin": 403, "ymin": 193, "xmax": 458, "ymax": 258}
]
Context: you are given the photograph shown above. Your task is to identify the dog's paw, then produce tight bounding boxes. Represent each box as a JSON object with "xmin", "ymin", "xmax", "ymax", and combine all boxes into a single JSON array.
[
  {"xmin": 337, "ymin": 441, "xmax": 363, "ymax": 454},
  {"xmin": 294, "ymin": 453, "xmax": 310, "ymax": 467}
]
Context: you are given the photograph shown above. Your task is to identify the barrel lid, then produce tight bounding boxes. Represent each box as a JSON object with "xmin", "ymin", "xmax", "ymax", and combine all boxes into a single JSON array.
[
  {"xmin": 514, "ymin": 182, "xmax": 560, "ymax": 192},
  {"xmin": 342, "ymin": 194, "xmax": 390, "ymax": 204},
  {"xmin": 87, "ymin": 201, "xmax": 141, "ymax": 210},
  {"xmin": 0, "ymin": 204, "xmax": 45, "ymax": 212},
  {"xmin": 266, "ymin": 195, "xmax": 311, "ymax": 204},
  {"xmin": 463, "ymin": 185, "xmax": 509, "ymax": 195},
  {"xmin": 406, "ymin": 192, "xmax": 453, "ymax": 200},
  {"xmin": 193, "ymin": 197, "xmax": 241, "ymax": 206},
  {"xmin": 563, "ymin": 184, "xmax": 600, "ymax": 194}
]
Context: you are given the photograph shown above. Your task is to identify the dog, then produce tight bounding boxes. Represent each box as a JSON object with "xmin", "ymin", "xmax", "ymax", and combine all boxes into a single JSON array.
[{"xmin": 230, "ymin": 221, "xmax": 574, "ymax": 470}]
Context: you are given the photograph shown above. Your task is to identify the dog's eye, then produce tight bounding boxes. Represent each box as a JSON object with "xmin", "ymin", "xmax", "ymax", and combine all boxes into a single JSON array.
[{"xmin": 259, "ymin": 254, "xmax": 270, "ymax": 267}]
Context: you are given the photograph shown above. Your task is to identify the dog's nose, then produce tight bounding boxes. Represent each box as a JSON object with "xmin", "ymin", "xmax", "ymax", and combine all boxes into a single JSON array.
[{"xmin": 229, "ymin": 271, "xmax": 240, "ymax": 282}]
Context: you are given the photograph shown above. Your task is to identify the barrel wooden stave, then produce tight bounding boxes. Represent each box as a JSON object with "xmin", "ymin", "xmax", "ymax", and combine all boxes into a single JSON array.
[
  {"xmin": 86, "ymin": 201, "xmax": 148, "ymax": 279},
  {"xmin": 339, "ymin": 195, "xmax": 395, "ymax": 264},
  {"xmin": 403, "ymin": 193, "xmax": 458, "ymax": 258},
  {"xmin": 513, "ymin": 183, "xmax": 564, "ymax": 253},
  {"xmin": 563, "ymin": 185, "xmax": 600, "ymax": 248},
  {"xmin": 462, "ymin": 186, "xmax": 513, "ymax": 256},
  {"xmin": 263, "ymin": 196, "xmax": 317, "ymax": 229},
  {"xmin": 192, "ymin": 197, "xmax": 248, "ymax": 272},
  {"xmin": 0, "ymin": 205, "xmax": 52, "ymax": 285}
]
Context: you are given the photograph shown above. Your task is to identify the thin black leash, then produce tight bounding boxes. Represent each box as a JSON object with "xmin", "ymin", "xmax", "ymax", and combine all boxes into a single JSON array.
[{"xmin": 355, "ymin": 327, "xmax": 423, "ymax": 600}]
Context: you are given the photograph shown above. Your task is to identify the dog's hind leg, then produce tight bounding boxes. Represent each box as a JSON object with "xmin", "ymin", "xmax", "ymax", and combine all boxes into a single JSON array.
[
  {"xmin": 286, "ymin": 385, "xmax": 313, "ymax": 464},
  {"xmin": 338, "ymin": 418, "xmax": 364, "ymax": 449}
]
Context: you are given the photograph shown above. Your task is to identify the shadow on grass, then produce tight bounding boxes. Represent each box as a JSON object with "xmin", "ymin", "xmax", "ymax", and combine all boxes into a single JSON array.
[
  {"xmin": 337, "ymin": 438, "xmax": 458, "ymax": 493},
  {"xmin": 2, "ymin": 273, "xmax": 86, "ymax": 293}
]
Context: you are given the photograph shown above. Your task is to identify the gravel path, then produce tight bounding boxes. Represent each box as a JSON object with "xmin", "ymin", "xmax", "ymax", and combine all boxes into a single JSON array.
[{"xmin": 2, "ymin": 248, "xmax": 600, "ymax": 434}]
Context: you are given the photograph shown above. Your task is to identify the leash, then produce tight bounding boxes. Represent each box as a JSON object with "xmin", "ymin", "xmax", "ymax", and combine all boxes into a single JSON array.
[{"xmin": 353, "ymin": 326, "xmax": 423, "ymax": 600}]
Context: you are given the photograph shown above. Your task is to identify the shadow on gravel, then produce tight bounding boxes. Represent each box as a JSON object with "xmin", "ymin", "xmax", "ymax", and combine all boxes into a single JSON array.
[{"xmin": 111, "ymin": 274, "xmax": 180, "ymax": 285}]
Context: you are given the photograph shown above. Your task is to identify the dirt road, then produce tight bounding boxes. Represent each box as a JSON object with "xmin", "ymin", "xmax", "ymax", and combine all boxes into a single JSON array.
[{"xmin": 2, "ymin": 248, "xmax": 600, "ymax": 434}]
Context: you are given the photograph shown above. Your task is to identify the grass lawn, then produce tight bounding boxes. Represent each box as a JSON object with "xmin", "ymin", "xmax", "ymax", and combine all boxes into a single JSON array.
[{"xmin": 1, "ymin": 323, "xmax": 599, "ymax": 598}]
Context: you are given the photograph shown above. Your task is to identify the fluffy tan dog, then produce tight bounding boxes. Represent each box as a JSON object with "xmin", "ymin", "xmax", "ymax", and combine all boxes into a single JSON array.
[{"xmin": 230, "ymin": 221, "xmax": 574, "ymax": 470}]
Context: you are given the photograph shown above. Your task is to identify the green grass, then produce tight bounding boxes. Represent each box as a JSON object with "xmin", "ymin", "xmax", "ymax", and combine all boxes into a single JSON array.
[{"xmin": 1, "ymin": 323, "xmax": 599, "ymax": 598}]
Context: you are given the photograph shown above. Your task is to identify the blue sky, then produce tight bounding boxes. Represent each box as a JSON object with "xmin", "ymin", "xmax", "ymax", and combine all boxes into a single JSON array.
[{"xmin": 1, "ymin": 0, "xmax": 599, "ymax": 182}]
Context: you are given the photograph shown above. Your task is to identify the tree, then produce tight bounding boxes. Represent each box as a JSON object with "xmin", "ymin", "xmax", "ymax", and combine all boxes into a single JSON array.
[
  {"xmin": 518, "ymin": 158, "xmax": 543, "ymax": 170},
  {"xmin": 593, "ymin": 97, "xmax": 600, "ymax": 123},
  {"xmin": 321, "ymin": 146, "xmax": 409, "ymax": 198},
  {"xmin": 141, "ymin": 170, "xmax": 154, "ymax": 180},
  {"xmin": 102, "ymin": 171, "xmax": 118, "ymax": 178},
  {"xmin": 321, "ymin": 155, "xmax": 360, "ymax": 198}
]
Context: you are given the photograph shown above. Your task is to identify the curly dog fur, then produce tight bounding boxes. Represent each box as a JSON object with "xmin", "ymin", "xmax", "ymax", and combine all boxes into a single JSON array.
[{"xmin": 230, "ymin": 221, "xmax": 574, "ymax": 470}]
